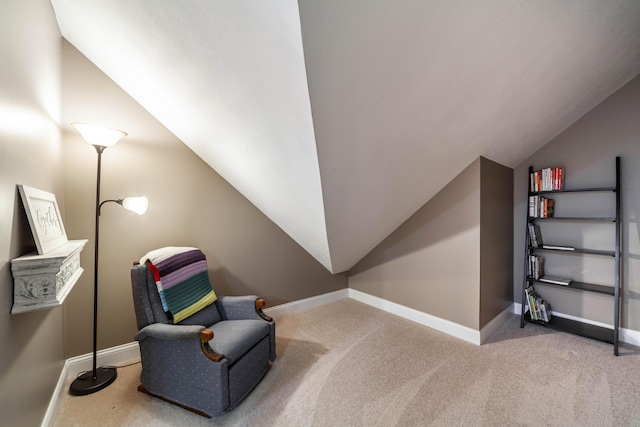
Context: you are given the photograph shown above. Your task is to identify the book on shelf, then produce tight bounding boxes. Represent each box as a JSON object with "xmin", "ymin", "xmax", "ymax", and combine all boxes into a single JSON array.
[
  {"xmin": 524, "ymin": 285, "xmax": 537, "ymax": 320},
  {"xmin": 528, "ymin": 223, "xmax": 543, "ymax": 247},
  {"xmin": 543, "ymin": 198, "xmax": 554, "ymax": 218},
  {"xmin": 530, "ymin": 167, "xmax": 564, "ymax": 192},
  {"xmin": 528, "ymin": 255, "xmax": 544, "ymax": 280},
  {"xmin": 539, "ymin": 276, "xmax": 572, "ymax": 286},
  {"xmin": 535, "ymin": 296, "xmax": 544, "ymax": 321},
  {"xmin": 539, "ymin": 300, "xmax": 552, "ymax": 322},
  {"xmin": 528, "ymin": 196, "xmax": 555, "ymax": 218},
  {"xmin": 541, "ymin": 245, "xmax": 574, "ymax": 251},
  {"xmin": 524, "ymin": 285, "xmax": 552, "ymax": 322}
]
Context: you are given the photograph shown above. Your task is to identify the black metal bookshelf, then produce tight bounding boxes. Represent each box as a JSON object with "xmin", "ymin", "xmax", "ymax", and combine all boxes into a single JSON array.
[{"xmin": 520, "ymin": 157, "xmax": 621, "ymax": 355}]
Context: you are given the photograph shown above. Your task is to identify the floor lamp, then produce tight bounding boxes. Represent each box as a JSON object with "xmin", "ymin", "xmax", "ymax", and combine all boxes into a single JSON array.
[{"xmin": 69, "ymin": 122, "xmax": 149, "ymax": 396}]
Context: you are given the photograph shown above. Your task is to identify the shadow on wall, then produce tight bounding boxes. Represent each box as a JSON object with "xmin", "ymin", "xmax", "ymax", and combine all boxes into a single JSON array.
[
  {"xmin": 209, "ymin": 266, "xmax": 288, "ymax": 308},
  {"xmin": 4, "ymin": 187, "xmax": 39, "ymax": 318},
  {"xmin": 0, "ymin": 188, "xmax": 65, "ymax": 414},
  {"xmin": 10, "ymin": 188, "xmax": 37, "ymax": 258},
  {"xmin": 623, "ymin": 249, "xmax": 640, "ymax": 325},
  {"xmin": 350, "ymin": 161, "xmax": 480, "ymax": 276},
  {"xmin": 623, "ymin": 153, "xmax": 640, "ymax": 327}
]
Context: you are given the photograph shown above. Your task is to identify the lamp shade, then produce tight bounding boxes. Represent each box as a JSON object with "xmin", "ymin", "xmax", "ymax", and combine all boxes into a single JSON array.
[
  {"xmin": 71, "ymin": 122, "xmax": 127, "ymax": 147},
  {"xmin": 122, "ymin": 196, "xmax": 149, "ymax": 215}
]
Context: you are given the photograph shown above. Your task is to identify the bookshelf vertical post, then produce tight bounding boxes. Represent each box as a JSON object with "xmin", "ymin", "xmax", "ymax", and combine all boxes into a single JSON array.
[
  {"xmin": 613, "ymin": 156, "xmax": 621, "ymax": 355},
  {"xmin": 520, "ymin": 166, "xmax": 534, "ymax": 329}
]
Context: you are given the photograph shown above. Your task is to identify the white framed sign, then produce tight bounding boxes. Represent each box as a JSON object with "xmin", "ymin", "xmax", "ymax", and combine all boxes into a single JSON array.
[{"xmin": 18, "ymin": 185, "xmax": 68, "ymax": 254}]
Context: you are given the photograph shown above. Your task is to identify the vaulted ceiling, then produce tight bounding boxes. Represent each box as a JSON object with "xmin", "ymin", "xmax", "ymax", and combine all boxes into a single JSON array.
[{"xmin": 51, "ymin": 0, "xmax": 640, "ymax": 273}]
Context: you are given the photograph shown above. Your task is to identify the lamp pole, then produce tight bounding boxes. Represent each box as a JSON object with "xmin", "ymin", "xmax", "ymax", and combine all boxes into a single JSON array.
[
  {"xmin": 68, "ymin": 121, "xmax": 143, "ymax": 395},
  {"xmin": 92, "ymin": 145, "xmax": 103, "ymax": 377},
  {"xmin": 69, "ymin": 144, "xmax": 118, "ymax": 395}
]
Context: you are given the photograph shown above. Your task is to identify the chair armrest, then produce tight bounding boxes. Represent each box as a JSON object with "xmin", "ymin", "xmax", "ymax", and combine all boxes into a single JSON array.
[
  {"xmin": 216, "ymin": 295, "xmax": 273, "ymax": 322},
  {"xmin": 135, "ymin": 323, "xmax": 224, "ymax": 362},
  {"xmin": 135, "ymin": 323, "xmax": 205, "ymax": 341}
]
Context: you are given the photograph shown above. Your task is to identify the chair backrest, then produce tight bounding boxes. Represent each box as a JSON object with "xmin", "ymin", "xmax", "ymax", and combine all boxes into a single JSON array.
[{"xmin": 131, "ymin": 263, "xmax": 222, "ymax": 329}]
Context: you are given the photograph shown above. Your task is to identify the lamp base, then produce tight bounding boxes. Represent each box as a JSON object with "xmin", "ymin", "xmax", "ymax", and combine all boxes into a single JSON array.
[{"xmin": 69, "ymin": 366, "xmax": 117, "ymax": 396}]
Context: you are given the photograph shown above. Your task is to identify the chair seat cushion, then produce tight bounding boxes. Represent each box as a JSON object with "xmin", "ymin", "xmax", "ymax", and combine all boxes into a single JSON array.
[{"xmin": 209, "ymin": 320, "xmax": 271, "ymax": 365}]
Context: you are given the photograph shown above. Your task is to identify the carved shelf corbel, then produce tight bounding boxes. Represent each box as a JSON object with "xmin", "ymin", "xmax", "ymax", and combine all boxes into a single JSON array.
[{"xmin": 11, "ymin": 239, "xmax": 88, "ymax": 314}]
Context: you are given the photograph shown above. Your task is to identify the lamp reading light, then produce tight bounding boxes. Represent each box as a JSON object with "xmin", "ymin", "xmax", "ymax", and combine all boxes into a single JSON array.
[
  {"xmin": 71, "ymin": 122, "xmax": 127, "ymax": 148},
  {"xmin": 122, "ymin": 196, "xmax": 149, "ymax": 215},
  {"xmin": 99, "ymin": 197, "xmax": 149, "ymax": 216}
]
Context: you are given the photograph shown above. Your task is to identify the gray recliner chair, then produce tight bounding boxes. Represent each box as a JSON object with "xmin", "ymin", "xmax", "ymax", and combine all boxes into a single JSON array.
[{"xmin": 130, "ymin": 263, "xmax": 276, "ymax": 417}]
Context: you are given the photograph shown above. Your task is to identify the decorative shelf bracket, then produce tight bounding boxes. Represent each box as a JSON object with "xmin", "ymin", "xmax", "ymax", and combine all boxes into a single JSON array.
[{"xmin": 11, "ymin": 240, "xmax": 88, "ymax": 314}]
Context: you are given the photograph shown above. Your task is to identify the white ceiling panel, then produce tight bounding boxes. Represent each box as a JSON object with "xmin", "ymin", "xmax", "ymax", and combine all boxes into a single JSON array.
[{"xmin": 52, "ymin": 0, "xmax": 640, "ymax": 273}]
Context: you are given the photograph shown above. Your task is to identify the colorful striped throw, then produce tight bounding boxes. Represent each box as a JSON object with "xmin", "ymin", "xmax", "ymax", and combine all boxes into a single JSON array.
[{"xmin": 140, "ymin": 247, "xmax": 217, "ymax": 324}]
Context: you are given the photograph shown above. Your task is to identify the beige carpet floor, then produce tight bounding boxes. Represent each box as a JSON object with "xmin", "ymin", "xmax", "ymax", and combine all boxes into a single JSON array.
[{"xmin": 53, "ymin": 299, "xmax": 640, "ymax": 426}]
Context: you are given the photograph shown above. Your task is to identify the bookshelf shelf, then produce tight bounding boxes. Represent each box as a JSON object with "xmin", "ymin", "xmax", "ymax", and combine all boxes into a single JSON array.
[
  {"xmin": 530, "ymin": 246, "xmax": 615, "ymax": 257},
  {"xmin": 523, "ymin": 312, "xmax": 614, "ymax": 344},
  {"xmin": 532, "ymin": 187, "xmax": 616, "ymax": 195},
  {"xmin": 528, "ymin": 278, "xmax": 615, "ymax": 295},
  {"xmin": 520, "ymin": 157, "xmax": 621, "ymax": 355},
  {"xmin": 533, "ymin": 216, "xmax": 616, "ymax": 222}
]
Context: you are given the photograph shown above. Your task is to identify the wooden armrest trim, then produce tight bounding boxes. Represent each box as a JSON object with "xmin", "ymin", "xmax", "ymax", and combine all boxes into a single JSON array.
[
  {"xmin": 199, "ymin": 329, "xmax": 224, "ymax": 362},
  {"xmin": 256, "ymin": 298, "xmax": 273, "ymax": 322}
]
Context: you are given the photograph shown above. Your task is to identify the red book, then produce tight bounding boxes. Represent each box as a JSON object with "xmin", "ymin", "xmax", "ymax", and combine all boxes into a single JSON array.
[
  {"xmin": 537, "ymin": 171, "xmax": 542, "ymax": 192},
  {"xmin": 558, "ymin": 168, "xmax": 564, "ymax": 190}
]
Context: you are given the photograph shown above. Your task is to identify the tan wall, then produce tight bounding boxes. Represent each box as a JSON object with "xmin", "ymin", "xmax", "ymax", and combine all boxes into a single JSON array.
[
  {"xmin": 60, "ymin": 42, "xmax": 347, "ymax": 357},
  {"xmin": 514, "ymin": 75, "xmax": 640, "ymax": 332},
  {"xmin": 480, "ymin": 157, "xmax": 514, "ymax": 328},
  {"xmin": 0, "ymin": 1, "xmax": 65, "ymax": 426},
  {"xmin": 349, "ymin": 159, "xmax": 482, "ymax": 329}
]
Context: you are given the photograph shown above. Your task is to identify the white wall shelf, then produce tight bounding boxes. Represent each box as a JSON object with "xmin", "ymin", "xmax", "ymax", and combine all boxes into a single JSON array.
[{"xmin": 11, "ymin": 240, "xmax": 88, "ymax": 314}]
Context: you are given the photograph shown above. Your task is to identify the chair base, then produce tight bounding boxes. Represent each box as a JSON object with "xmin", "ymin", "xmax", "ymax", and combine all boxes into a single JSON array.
[{"xmin": 137, "ymin": 384, "xmax": 212, "ymax": 418}]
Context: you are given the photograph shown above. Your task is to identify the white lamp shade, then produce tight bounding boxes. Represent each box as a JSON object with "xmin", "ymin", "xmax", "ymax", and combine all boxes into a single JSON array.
[
  {"xmin": 71, "ymin": 122, "xmax": 127, "ymax": 147},
  {"xmin": 122, "ymin": 196, "xmax": 148, "ymax": 215}
]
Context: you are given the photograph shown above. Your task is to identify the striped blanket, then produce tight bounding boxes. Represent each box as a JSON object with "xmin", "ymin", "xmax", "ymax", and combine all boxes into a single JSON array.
[{"xmin": 140, "ymin": 247, "xmax": 217, "ymax": 324}]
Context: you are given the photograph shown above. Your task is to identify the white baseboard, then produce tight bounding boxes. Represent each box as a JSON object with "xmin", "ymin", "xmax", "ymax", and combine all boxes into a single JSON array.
[
  {"xmin": 348, "ymin": 288, "xmax": 483, "ymax": 345},
  {"xmin": 42, "ymin": 342, "xmax": 140, "ymax": 427},
  {"xmin": 513, "ymin": 302, "xmax": 640, "ymax": 347},
  {"xmin": 266, "ymin": 288, "xmax": 516, "ymax": 346},
  {"xmin": 264, "ymin": 288, "xmax": 349, "ymax": 318},
  {"xmin": 65, "ymin": 341, "xmax": 140, "ymax": 380},
  {"xmin": 41, "ymin": 360, "xmax": 71, "ymax": 427},
  {"xmin": 621, "ymin": 328, "xmax": 640, "ymax": 347}
]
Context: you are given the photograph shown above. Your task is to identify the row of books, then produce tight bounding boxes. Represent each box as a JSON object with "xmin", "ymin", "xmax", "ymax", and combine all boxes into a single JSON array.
[
  {"xmin": 530, "ymin": 167, "xmax": 564, "ymax": 192},
  {"xmin": 525, "ymin": 285, "xmax": 552, "ymax": 322},
  {"xmin": 528, "ymin": 223, "xmax": 575, "ymax": 251},
  {"xmin": 528, "ymin": 223, "xmax": 543, "ymax": 247},
  {"xmin": 528, "ymin": 196, "xmax": 555, "ymax": 218},
  {"xmin": 527, "ymin": 225, "xmax": 574, "ymax": 286},
  {"xmin": 528, "ymin": 255, "xmax": 544, "ymax": 280}
]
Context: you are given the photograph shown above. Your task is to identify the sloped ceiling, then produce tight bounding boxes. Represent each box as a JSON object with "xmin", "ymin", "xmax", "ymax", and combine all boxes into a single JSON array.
[{"xmin": 51, "ymin": 0, "xmax": 640, "ymax": 273}]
